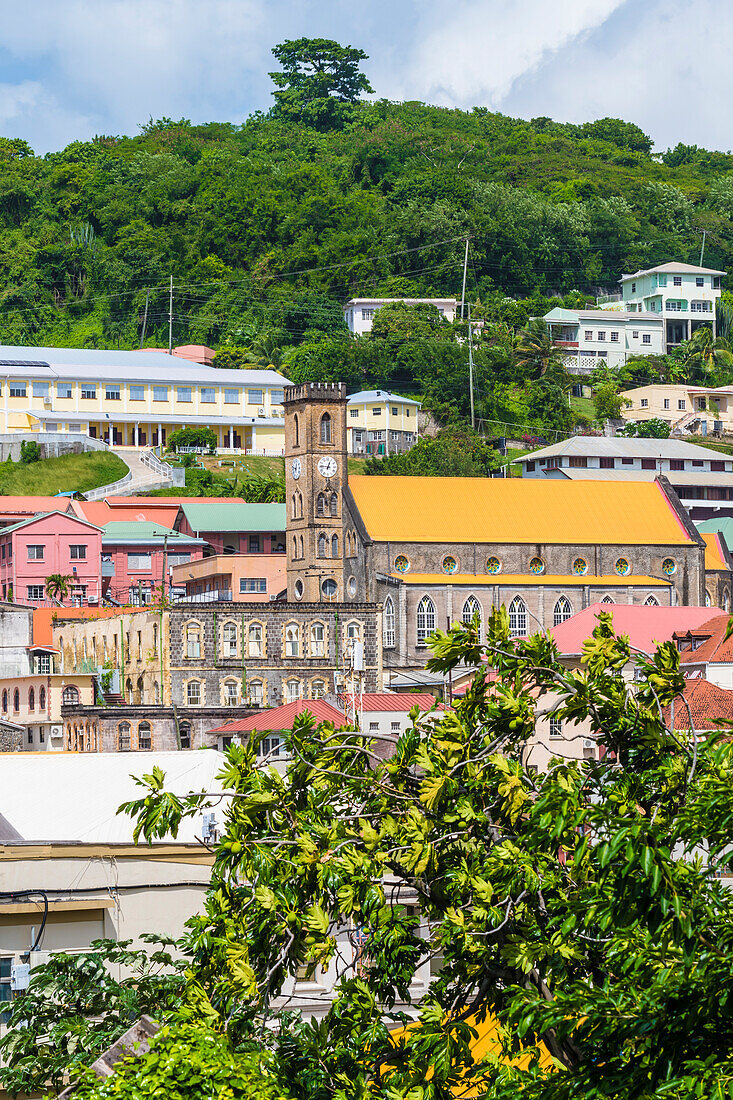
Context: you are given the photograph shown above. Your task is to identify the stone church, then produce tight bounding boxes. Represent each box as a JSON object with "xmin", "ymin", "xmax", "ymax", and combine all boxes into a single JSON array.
[{"xmin": 284, "ymin": 382, "xmax": 719, "ymax": 678}]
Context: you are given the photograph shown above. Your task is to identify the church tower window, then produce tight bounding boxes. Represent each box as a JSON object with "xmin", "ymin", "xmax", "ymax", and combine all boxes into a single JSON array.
[{"xmin": 320, "ymin": 412, "xmax": 332, "ymax": 443}]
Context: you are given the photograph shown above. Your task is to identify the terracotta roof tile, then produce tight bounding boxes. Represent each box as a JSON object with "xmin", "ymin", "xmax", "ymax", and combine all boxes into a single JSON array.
[
  {"xmin": 678, "ymin": 614, "xmax": 733, "ymax": 665},
  {"xmin": 662, "ymin": 677, "xmax": 733, "ymax": 730}
]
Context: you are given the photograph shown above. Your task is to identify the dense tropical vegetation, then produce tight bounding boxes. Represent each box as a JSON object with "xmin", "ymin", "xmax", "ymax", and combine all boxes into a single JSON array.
[{"xmin": 0, "ymin": 38, "xmax": 731, "ymax": 435}]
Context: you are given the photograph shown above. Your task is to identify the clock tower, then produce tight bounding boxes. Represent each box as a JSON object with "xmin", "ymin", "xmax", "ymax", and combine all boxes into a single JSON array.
[{"xmin": 284, "ymin": 382, "xmax": 350, "ymax": 603}]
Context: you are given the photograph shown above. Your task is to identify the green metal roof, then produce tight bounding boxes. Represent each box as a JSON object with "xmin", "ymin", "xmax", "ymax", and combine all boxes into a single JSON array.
[
  {"xmin": 696, "ymin": 517, "xmax": 733, "ymax": 545},
  {"xmin": 102, "ymin": 521, "xmax": 204, "ymax": 545},
  {"xmin": 179, "ymin": 501, "xmax": 286, "ymax": 533}
]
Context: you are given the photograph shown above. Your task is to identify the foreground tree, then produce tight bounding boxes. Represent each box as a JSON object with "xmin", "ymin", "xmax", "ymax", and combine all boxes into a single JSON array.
[
  {"xmin": 5, "ymin": 612, "xmax": 733, "ymax": 1098},
  {"xmin": 684, "ymin": 325, "xmax": 733, "ymax": 383}
]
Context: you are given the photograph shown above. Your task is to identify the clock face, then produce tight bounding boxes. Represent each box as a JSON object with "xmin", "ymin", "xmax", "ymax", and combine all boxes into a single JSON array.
[
  {"xmin": 318, "ymin": 456, "xmax": 338, "ymax": 478},
  {"xmin": 291, "ymin": 458, "xmax": 301, "ymax": 480}
]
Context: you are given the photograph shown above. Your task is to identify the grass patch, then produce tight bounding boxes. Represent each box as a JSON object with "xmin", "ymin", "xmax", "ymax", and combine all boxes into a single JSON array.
[
  {"xmin": 571, "ymin": 395, "xmax": 596, "ymax": 419},
  {"xmin": 0, "ymin": 451, "xmax": 128, "ymax": 496},
  {"xmin": 684, "ymin": 438, "xmax": 733, "ymax": 456}
]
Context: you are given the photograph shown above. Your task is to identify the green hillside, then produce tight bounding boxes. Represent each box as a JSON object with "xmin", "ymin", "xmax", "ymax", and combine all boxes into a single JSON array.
[{"xmin": 0, "ymin": 450, "xmax": 127, "ymax": 496}]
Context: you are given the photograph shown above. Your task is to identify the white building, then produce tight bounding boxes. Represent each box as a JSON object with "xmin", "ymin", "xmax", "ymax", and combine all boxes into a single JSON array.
[
  {"xmin": 341, "ymin": 692, "xmax": 445, "ymax": 741},
  {"xmin": 346, "ymin": 390, "xmax": 421, "ymax": 455},
  {"xmin": 611, "ymin": 262, "xmax": 725, "ymax": 352},
  {"xmin": 544, "ymin": 307, "xmax": 664, "ymax": 373},
  {"xmin": 343, "ymin": 298, "xmax": 458, "ymax": 336}
]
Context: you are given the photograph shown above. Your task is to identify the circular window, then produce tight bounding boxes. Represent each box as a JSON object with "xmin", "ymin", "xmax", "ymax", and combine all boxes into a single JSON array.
[
  {"xmin": 442, "ymin": 555, "xmax": 458, "ymax": 575},
  {"xmin": 615, "ymin": 557, "xmax": 630, "ymax": 576},
  {"xmin": 348, "ymin": 575, "xmax": 357, "ymax": 597},
  {"xmin": 486, "ymin": 556, "xmax": 501, "ymax": 575},
  {"xmin": 573, "ymin": 557, "xmax": 588, "ymax": 576},
  {"xmin": 294, "ymin": 579, "xmax": 303, "ymax": 600},
  {"xmin": 662, "ymin": 558, "xmax": 676, "ymax": 576},
  {"xmin": 322, "ymin": 578, "xmax": 338, "ymax": 598},
  {"xmin": 529, "ymin": 556, "xmax": 545, "ymax": 575},
  {"xmin": 394, "ymin": 555, "xmax": 410, "ymax": 574}
]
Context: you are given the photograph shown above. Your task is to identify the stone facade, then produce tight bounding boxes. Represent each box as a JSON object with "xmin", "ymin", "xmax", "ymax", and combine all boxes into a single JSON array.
[
  {"xmin": 169, "ymin": 602, "xmax": 382, "ymax": 709},
  {"xmin": 61, "ymin": 704, "xmax": 251, "ymax": 753}
]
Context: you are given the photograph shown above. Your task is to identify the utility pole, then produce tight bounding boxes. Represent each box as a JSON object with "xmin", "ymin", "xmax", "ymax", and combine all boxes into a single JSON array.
[
  {"xmin": 139, "ymin": 288, "xmax": 150, "ymax": 349},
  {"xmin": 468, "ymin": 301, "xmax": 475, "ymax": 430},
  {"xmin": 699, "ymin": 230, "xmax": 706, "ymax": 267},
  {"xmin": 460, "ymin": 237, "xmax": 469, "ymax": 321},
  {"xmin": 168, "ymin": 275, "xmax": 173, "ymax": 354}
]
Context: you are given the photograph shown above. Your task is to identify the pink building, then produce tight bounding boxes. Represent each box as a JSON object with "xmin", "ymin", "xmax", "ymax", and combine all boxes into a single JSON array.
[
  {"xmin": 0, "ymin": 511, "xmax": 102, "ymax": 606},
  {"xmin": 175, "ymin": 502, "xmax": 286, "ymax": 557},
  {"xmin": 101, "ymin": 521, "xmax": 205, "ymax": 605}
]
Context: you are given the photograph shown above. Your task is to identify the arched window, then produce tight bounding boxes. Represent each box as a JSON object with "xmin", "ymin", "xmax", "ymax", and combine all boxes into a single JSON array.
[
  {"xmin": 299, "ymin": 535, "xmax": 304, "ymax": 559},
  {"xmin": 297, "ymin": 492, "xmax": 303, "ymax": 518},
  {"xmin": 185, "ymin": 622, "xmax": 202, "ymax": 659},
  {"xmin": 136, "ymin": 676, "xmax": 145, "ymax": 705},
  {"xmin": 417, "ymin": 596, "xmax": 436, "ymax": 645},
  {"xmin": 138, "ymin": 721, "xmax": 152, "ymax": 750},
  {"xmin": 330, "ymin": 493, "xmax": 338, "ymax": 517},
  {"xmin": 285, "ymin": 679, "xmax": 302, "ymax": 703},
  {"xmin": 153, "ymin": 681, "xmax": 160, "ymax": 704},
  {"xmin": 2, "ymin": 689, "xmax": 7, "ymax": 713},
  {"xmin": 725, "ymin": 589, "xmax": 731, "ymax": 613},
  {"xmin": 285, "ymin": 623, "xmax": 300, "ymax": 657},
  {"xmin": 153, "ymin": 622, "xmax": 159, "ymax": 653},
  {"xmin": 347, "ymin": 621, "xmax": 361, "ymax": 645},
  {"xmin": 118, "ymin": 721, "xmax": 131, "ymax": 752},
  {"xmin": 383, "ymin": 596, "xmax": 395, "ymax": 648},
  {"xmin": 317, "ymin": 494, "xmax": 326, "ymax": 517},
  {"xmin": 62, "ymin": 685, "xmax": 79, "ymax": 706},
  {"xmin": 126, "ymin": 677, "xmax": 133, "ymax": 703},
  {"xmin": 222, "ymin": 621, "xmax": 238, "ymax": 658},
  {"xmin": 318, "ymin": 534, "xmax": 327, "ymax": 557},
  {"xmin": 310, "ymin": 622, "xmax": 325, "ymax": 657},
  {"xmin": 331, "ymin": 535, "xmax": 339, "ymax": 558},
  {"xmin": 553, "ymin": 596, "xmax": 572, "ymax": 626},
  {"xmin": 508, "ymin": 596, "xmax": 527, "ymax": 638},
  {"xmin": 28, "ymin": 687, "xmax": 34, "ymax": 711},
  {"xmin": 179, "ymin": 721, "xmax": 192, "ymax": 749},
  {"xmin": 601, "ymin": 595, "xmax": 615, "ymax": 604},
  {"xmin": 248, "ymin": 622, "xmax": 264, "ymax": 658},
  {"xmin": 292, "ymin": 535, "xmax": 298, "ymax": 558},
  {"xmin": 39, "ymin": 686, "xmax": 46, "ymax": 711},
  {"xmin": 13, "ymin": 688, "xmax": 20, "ymax": 712},
  {"xmin": 248, "ymin": 679, "xmax": 264, "ymax": 706},
  {"xmin": 293, "ymin": 413, "xmax": 299, "ymax": 447},
  {"xmin": 462, "ymin": 595, "xmax": 482, "ymax": 635},
  {"xmin": 705, "ymin": 590, "xmax": 712, "ymax": 608},
  {"xmin": 320, "ymin": 412, "xmax": 332, "ymax": 443},
  {"xmin": 223, "ymin": 679, "xmax": 238, "ymax": 706},
  {"xmin": 187, "ymin": 680, "xmax": 202, "ymax": 705},
  {"xmin": 311, "ymin": 679, "xmax": 326, "ymax": 699},
  {"xmin": 292, "ymin": 494, "xmax": 298, "ymax": 520},
  {"xmin": 645, "ymin": 594, "xmax": 660, "ymax": 606}
]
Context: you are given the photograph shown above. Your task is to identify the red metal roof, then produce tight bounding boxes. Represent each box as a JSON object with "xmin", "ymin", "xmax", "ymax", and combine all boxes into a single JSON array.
[
  {"xmin": 662, "ymin": 676, "xmax": 733, "ymax": 730},
  {"xmin": 0, "ymin": 496, "xmax": 75, "ymax": 517},
  {"xmin": 551, "ymin": 603, "xmax": 720, "ymax": 656},
  {"xmin": 341, "ymin": 692, "xmax": 443, "ymax": 712},
  {"xmin": 208, "ymin": 698, "xmax": 347, "ymax": 735}
]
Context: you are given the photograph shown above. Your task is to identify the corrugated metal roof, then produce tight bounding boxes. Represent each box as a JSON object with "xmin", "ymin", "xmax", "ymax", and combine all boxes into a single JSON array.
[
  {"xmin": 0, "ymin": 496, "xmax": 75, "ymax": 515},
  {"xmin": 544, "ymin": 306, "xmax": 661, "ymax": 323},
  {"xmin": 697, "ymin": 517, "xmax": 733, "ymax": 546},
  {"xmin": 556, "ymin": 469, "xmax": 733, "ymax": 485},
  {"xmin": 347, "ymin": 389, "xmax": 421, "ymax": 406},
  {"xmin": 102, "ymin": 521, "xmax": 203, "ymax": 545},
  {"xmin": 521, "ymin": 436, "xmax": 731, "ymax": 462},
  {"xmin": 209, "ymin": 698, "xmax": 346, "ymax": 734},
  {"xmin": 341, "ymin": 692, "xmax": 442, "ymax": 712},
  {"xmin": 349, "ymin": 475, "xmax": 693, "ymax": 545},
  {"xmin": 390, "ymin": 572, "xmax": 671, "ymax": 587},
  {"xmin": 0, "ymin": 510, "xmax": 101, "ymax": 535},
  {"xmin": 0, "ymin": 343, "xmax": 289, "ymax": 386},
  {"xmin": 623, "ymin": 262, "xmax": 726, "ymax": 278},
  {"xmin": 702, "ymin": 532, "xmax": 730, "ymax": 573},
  {"xmin": 551, "ymin": 603, "xmax": 718, "ymax": 656},
  {"xmin": 180, "ymin": 501, "xmax": 286, "ymax": 533}
]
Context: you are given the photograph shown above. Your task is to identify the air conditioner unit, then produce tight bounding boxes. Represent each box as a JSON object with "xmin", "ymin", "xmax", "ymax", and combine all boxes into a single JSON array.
[
  {"xmin": 50, "ymin": 725, "xmax": 63, "ymax": 738},
  {"xmin": 257, "ymin": 408, "xmax": 265, "ymax": 417},
  {"xmin": 583, "ymin": 739, "xmax": 595, "ymax": 749},
  {"xmin": 10, "ymin": 962, "xmax": 30, "ymax": 991},
  {"xmin": 43, "ymin": 398, "xmax": 52, "ymax": 407}
]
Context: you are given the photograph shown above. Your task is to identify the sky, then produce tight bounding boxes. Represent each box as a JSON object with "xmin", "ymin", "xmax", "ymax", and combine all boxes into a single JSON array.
[{"xmin": 0, "ymin": 0, "xmax": 727, "ymax": 155}]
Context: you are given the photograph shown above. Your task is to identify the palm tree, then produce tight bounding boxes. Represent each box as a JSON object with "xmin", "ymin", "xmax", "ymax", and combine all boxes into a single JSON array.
[
  {"xmin": 45, "ymin": 574, "xmax": 73, "ymax": 606},
  {"xmin": 514, "ymin": 318, "xmax": 570, "ymax": 384},
  {"xmin": 684, "ymin": 327, "xmax": 733, "ymax": 383}
]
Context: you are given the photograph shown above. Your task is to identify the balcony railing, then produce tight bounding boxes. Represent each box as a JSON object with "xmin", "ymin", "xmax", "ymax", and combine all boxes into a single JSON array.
[{"xmin": 173, "ymin": 589, "xmax": 233, "ymax": 603}]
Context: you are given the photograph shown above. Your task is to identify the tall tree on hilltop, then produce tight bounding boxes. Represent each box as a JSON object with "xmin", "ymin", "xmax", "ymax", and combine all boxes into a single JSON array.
[
  {"xmin": 514, "ymin": 317, "xmax": 571, "ymax": 384},
  {"xmin": 269, "ymin": 38, "xmax": 374, "ymax": 130}
]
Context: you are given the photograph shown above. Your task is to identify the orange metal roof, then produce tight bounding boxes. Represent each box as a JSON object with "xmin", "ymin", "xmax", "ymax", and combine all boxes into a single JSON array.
[
  {"xmin": 390, "ymin": 572, "xmax": 671, "ymax": 587},
  {"xmin": 702, "ymin": 531, "xmax": 730, "ymax": 573},
  {"xmin": 72, "ymin": 500, "xmax": 182, "ymax": 527},
  {"xmin": 349, "ymin": 475, "xmax": 693, "ymax": 545},
  {"xmin": 0, "ymin": 496, "xmax": 74, "ymax": 516}
]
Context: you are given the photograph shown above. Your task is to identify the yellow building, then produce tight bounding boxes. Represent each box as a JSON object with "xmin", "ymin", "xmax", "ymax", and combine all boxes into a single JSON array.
[
  {"xmin": 0, "ymin": 344, "xmax": 289, "ymax": 452},
  {"xmin": 620, "ymin": 382, "xmax": 733, "ymax": 434},
  {"xmin": 345, "ymin": 389, "xmax": 421, "ymax": 456}
]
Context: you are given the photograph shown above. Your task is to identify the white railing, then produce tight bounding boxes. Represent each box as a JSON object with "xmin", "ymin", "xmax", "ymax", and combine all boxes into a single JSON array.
[
  {"xmin": 596, "ymin": 293, "xmax": 622, "ymax": 305},
  {"xmin": 141, "ymin": 448, "xmax": 175, "ymax": 480},
  {"xmin": 83, "ymin": 467, "xmax": 133, "ymax": 501}
]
